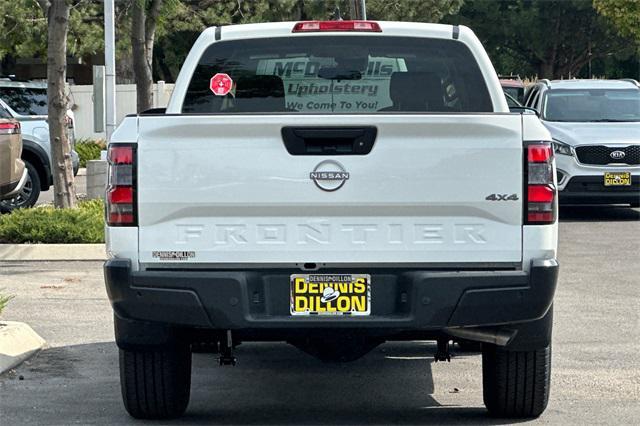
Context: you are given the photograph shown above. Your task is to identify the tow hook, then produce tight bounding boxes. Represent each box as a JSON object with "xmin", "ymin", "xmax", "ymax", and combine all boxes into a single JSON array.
[
  {"xmin": 434, "ymin": 338, "xmax": 451, "ymax": 362},
  {"xmin": 218, "ymin": 330, "xmax": 237, "ymax": 366}
]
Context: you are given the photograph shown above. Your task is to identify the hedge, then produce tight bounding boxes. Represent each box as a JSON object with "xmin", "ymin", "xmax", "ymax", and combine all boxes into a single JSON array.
[
  {"xmin": 0, "ymin": 199, "xmax": 105, "ymax": 244},
  {"xmin": 75, "ymin": 139, "xmax": 106, "ymax": 168},
  {"xmin": 0, "ymin": 292, "xmax": 13, "ymax": 316}
]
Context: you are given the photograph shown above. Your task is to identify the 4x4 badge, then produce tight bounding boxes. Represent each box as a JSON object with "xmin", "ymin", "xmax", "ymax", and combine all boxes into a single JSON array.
[{"xmin": 309, "ymin": 160, "xmax": 349, "ymax": 192}]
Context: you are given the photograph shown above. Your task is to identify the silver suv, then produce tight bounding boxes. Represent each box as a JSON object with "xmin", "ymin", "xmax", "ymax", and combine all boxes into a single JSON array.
[
  {"xmin": 0, "ymin": 79, "xmax": 79, "ymax": 211},
  {"xmin": 524, "ymin": 79, "xmax": 640, "ymax": 207}
]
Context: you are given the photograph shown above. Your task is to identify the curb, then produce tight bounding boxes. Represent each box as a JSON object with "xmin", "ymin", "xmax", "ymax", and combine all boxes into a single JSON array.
[
  {"xmin": 0, "ymin": 244, "xmax": 106, "ymax": 261},
  {"xmin": 0, "ymin": 322, "xmax": 46, "ymax": 374}
]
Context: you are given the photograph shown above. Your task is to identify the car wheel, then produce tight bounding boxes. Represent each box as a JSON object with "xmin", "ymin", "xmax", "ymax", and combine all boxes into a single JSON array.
[
  {"xmin": 482, "ymin": 343, "xmax": 551, "ymax": 418},
  {"xmin": 119, "ymin": 346, "xmax": 191, "ymax": 419},
  {"xmin": 631, "ymin": 202, "xmax": 639, "ymax": 209},
  {"xmin": 0, "ymin": 161, "xmax": 41, "ymax": 213}
]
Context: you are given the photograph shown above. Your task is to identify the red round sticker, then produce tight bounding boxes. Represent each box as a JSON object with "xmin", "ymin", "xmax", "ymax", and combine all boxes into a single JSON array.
[{"xmin": 210, "ymin": 73, "xmax": 233, "ymax": 96}]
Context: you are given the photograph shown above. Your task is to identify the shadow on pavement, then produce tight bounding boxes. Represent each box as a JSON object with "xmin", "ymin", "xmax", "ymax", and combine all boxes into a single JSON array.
[
  {"xmin": 0, "ymin": 341, "xmax": 525, "ymax": 425},
  {"xmin": 559, "ymin": 205, "xmax": 640, "ymax": 222}
]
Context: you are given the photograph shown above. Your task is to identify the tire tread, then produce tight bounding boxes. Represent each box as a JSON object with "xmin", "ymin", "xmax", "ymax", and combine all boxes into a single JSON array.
[
  {"xmin": 483, "ymin": 343, "xmax": 551, "ymax": 418},
  {"xmin": 119, "ymin": 347, "xmax": 191, "ymax": 419}
]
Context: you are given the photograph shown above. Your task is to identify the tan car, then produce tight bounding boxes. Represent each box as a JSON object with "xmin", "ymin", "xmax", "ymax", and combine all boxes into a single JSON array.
[{"xmin": 0, "ymin": 103, "xmax": 26, "ymax": 201}]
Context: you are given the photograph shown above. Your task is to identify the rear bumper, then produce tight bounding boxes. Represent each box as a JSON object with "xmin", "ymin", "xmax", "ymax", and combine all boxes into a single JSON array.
[
  {"xmin": 105, "ymin": 259, "xmax": 558, "ymax": 336},
  {"xmin": 559, "ymin": 176, "xmax": 640, "ymax": 205}
]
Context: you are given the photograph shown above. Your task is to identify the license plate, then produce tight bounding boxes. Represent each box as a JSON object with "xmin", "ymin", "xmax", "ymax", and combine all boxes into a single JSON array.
[
  {"xmin": 290, "ymin": 274, "xmax": 371, "ymax": 316},
  {"xmin": 604, "ymin": 172, "xmax": 631, "ymax": 186}
]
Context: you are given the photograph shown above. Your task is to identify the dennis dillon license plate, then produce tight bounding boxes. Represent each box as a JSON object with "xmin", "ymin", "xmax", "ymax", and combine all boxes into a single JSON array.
[
  {"xmin": 604, "ymin": 172, "xmax": 631, "ymax": 186},
  {"xmin": 290, "ymin": 274, "xmax": 371, "ymax": 316}
]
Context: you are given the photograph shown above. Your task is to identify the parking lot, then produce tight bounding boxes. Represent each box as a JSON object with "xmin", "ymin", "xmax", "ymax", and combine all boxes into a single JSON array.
[{"xmin": 0, "ymin": 206, "xmax": 638, "ymax": 425}]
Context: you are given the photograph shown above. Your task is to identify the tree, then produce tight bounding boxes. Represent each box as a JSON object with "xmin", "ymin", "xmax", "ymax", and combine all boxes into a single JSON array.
[
  {"xmin": 150, "ymin": 0, "xmax": 464, "ymax": 81},
  {"xmin": 366, "ymin": 0, "xmax": 465, "ymax": 22},
  {"xmin": 39, "ymin": 0, "xmax": 77, "ymax": 208},
  {"xmin": 446, "ymin": 0, "xmax": 636, "ymax": 79},
  {"xmin": 593, "ymin": 0, "xmax": 640, "ymax": 45},
  {"xmin": 0, "ymin": 0, "xmax": 104, "ymax": 63},
  {"xmin": 131, "ymin": 0, "xmax": 164, "ymax": 112}
]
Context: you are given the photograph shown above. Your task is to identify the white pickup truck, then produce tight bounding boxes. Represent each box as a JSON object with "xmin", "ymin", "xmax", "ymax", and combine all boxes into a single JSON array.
[{"xmin": 105, "ymin": 20, "xmax": 559, "ymax": 420}]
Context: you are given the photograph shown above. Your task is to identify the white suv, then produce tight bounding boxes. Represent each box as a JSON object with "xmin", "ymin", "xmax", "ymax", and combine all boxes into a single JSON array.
[{"xmin": 524, "ymin": 79, "xmax": 640, "ymax": 207}]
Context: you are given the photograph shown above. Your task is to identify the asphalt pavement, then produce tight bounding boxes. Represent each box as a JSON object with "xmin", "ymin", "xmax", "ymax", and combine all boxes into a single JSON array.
[{"xmin": 0, "ymin": 206, "xmax": 638, "ymax": 425}]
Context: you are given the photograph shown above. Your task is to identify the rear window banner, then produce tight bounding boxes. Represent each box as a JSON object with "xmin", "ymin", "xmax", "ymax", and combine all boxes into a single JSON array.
[{"xmin": 255, "ymin": 57, "xmax": 406, "ymax": 113}]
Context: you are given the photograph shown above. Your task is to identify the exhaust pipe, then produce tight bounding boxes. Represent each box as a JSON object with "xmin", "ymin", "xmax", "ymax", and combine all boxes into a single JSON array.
[{"xmin": 445, "ymin": 327, "xmax": 517, "ymax": 347}]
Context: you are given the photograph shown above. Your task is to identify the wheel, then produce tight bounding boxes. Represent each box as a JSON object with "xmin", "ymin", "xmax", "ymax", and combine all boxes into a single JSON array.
[
  {"xmin": 482, "ymin": 343, "xmax": 551, "ymax": 418},
  {"xmin": 119, "ymin": 346, "xmax": 192, "ymax": 419},
  {"xmin": 0, "ymin": 161, "xmax": 41, "ymax": 212},
  {"xmin": 631, "ymin": 202, "xmax": 639, "ymax": 209}
]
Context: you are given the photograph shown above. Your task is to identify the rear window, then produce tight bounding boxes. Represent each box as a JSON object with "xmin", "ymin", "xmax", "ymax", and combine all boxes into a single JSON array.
[
  {"xmin": 182, "ymin": 36, "xmax": 493, "ymax": 114},
  {"xmin": 0, "ymin": 87, "xmax": 48, "ymax": 116}
]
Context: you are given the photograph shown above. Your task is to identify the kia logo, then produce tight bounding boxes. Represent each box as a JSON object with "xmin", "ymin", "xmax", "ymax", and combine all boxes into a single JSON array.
[{"xmin": 610, "ymin": 150, "xmax": 626, "ymax": 160}]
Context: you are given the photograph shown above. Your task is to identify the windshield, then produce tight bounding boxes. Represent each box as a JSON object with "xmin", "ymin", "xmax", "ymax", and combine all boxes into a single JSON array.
[
  {"xmin": 502, "ymin": 86, "xmax": 524, "ymax": 103},
  {"xmin": 182, "ymin": 36, "xmax": 493, "ymax": 114},
  {"xmin": 542, "ymin": 88, "xmax": 640, "ymax": 122},
  {"xmin": 0, "ymin": 87, "xmax": 48, "ymax": 116}
]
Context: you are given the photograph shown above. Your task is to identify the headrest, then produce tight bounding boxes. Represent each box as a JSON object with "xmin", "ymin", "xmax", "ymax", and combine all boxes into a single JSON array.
[
  {"xmin": 389, "ymin": 72, "xmax": 445, "ymax": 111},
  {"xmin": 235, "ymin": 75, "xmax": 284, "ymax": 99}
]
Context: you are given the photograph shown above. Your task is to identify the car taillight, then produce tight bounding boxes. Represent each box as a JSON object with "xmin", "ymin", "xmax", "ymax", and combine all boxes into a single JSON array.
[
  {"xmin": 292, "ymin": 20, "xmax": 382, "ymax": 33},
  {"xmin": 0, "ymin": 121, "xmax": 20, "ymax": 135},
  {"xmin": 106, "ymin": 144, "xmax": 136, "ymax": 226},
  {"xmin": 525, "ymin": 142, "xmax": 556, "ymax": 225}
]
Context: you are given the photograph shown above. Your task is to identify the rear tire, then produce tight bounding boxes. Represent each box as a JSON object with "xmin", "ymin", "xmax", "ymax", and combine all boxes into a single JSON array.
[
  {"xmin": 482, "ymin": 343, "xmax": 551, "ymax": 418},
  {"xmin": 119, "ymin": 346, "xmax": 191, "ymax": 419},
  {"xmin": 631, "ymin": 202, "xmax": 639, "ymax": 208},
  {"xmin": 0, "ymin": 161, "xmax": 41, "ymax": 212}
]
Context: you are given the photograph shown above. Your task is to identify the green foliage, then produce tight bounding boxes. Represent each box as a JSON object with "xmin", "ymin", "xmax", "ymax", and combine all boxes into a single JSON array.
[
  {"xmin": 0, "ymin": 292, "xmax": 14, "ymax": 316},
  {"xmin": 3, "ymin": 0, "xmax": 637, "ymax": 81},
  {"xmin": 594, "ymin": 0, "xmax": 640, "ymax": 45},
  {"xmin": 444, "ymin": 0, "xmax": 637, "ymax": 78},
  {"xmin": 0, "ymin": 199, "xmax": 105, "ymax": 244},
  {"xmin": 0, "ymin": 0, "xmax": 105, "ymax": 60},
  {"xmin": 0, "ymin": 1, "xmax": 47, "ymax": 60},
  {"xmin": 153, "ymin": 0, "xmax": 463, "ymax": 80},
  {"xmin": 366, "ymin": 0, "xmax": 464, "ymax": 22},
  {"xmin": 75, "ymin": 139, "xmax": 106, "ymax": 168}
]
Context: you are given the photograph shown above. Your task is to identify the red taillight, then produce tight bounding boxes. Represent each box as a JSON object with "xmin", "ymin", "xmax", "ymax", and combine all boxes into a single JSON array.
[
  {"xmin": 106, "ymin": 144, "xmax": 136, "ymax": 226},
  {"xmin": 292, "ymin": 20, "xmax": 382, "ymax": 33},
  {"xmin": 108, "ymin": 146, "xmax": 134, "ymax": 164},
  {"xmin": 0, "ymin": 121, "xmax": 20, "ymax": 135},
  {"xmin": 525, "ymin": 142, "xmax": 556, "ymax": 225},
  {"xmin": 108, "ymin": 186, "xmax": 133, "ymax": 204},
  {"xmin": 527, "ymin": 144, "xmax": 552, "ymax": 163},
  {"xmin": 528, "ymin": 185, "xmax": 555, "ymax": 203}
]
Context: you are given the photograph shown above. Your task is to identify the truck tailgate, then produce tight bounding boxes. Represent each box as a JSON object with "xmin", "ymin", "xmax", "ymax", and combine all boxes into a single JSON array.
[{"xmin": 136, "ymin": 114, "xmax": 523, "ymax": 265}]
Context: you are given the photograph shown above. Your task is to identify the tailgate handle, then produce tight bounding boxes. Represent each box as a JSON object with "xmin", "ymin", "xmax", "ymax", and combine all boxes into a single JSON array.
[{"xmin": 281, "ymin": 127, "xmax": 377, "ymax": 155}]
